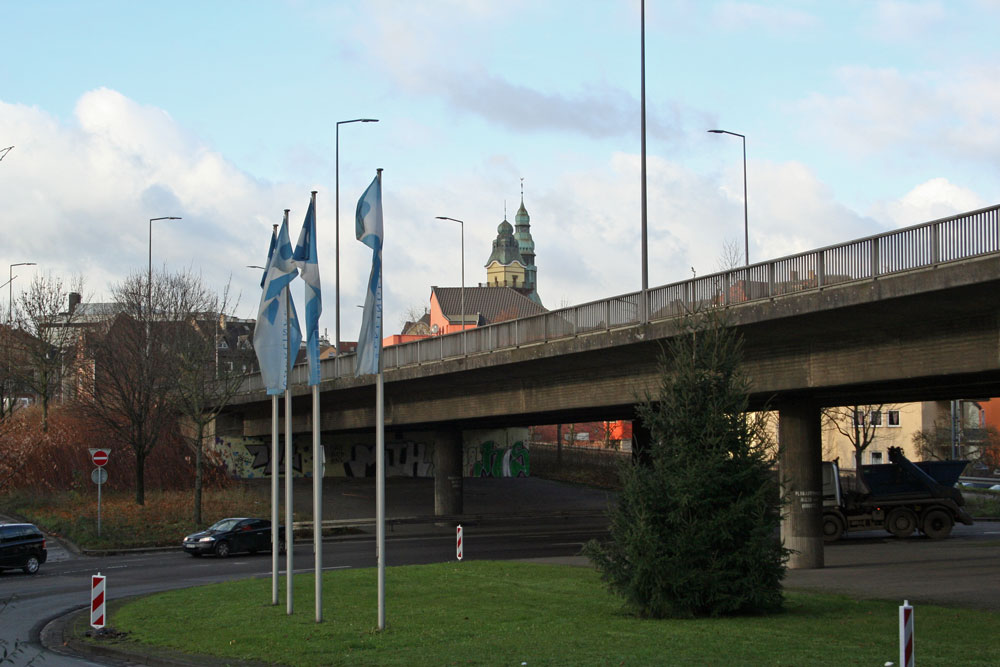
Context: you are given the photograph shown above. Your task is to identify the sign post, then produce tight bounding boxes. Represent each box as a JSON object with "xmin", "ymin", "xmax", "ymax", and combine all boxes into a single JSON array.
[
  {"xmin": 91, "ymin": 573, "xmax": 106, "ymax": 629},
  {"xmin": 89, "ymin": 449, "xmax": 110, "ymax": 536}
]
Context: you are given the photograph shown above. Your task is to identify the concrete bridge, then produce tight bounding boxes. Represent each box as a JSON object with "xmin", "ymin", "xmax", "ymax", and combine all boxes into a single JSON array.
[{"xmin": 219, "ymin": 204, "xmax": 1000, "ymax": 569}]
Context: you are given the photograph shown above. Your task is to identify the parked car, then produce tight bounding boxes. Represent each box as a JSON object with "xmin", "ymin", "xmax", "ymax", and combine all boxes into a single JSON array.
[
  {"xmin": 182, "ymin": 518, "xmax": 284, "ymax": 558},
  {"xmin": 0, "ymin": 522, "xmax": 48, "ymax": 574}
]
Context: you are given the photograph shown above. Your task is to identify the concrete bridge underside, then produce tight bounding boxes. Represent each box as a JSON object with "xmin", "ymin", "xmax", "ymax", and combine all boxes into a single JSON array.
[{"xmin": 220, "ymin": 254, "xmax": 1000, "ymax": 569}]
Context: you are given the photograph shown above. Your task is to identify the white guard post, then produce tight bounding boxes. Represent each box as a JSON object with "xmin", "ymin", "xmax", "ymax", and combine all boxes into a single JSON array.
[
  {"xmin": 456, "ymin": 524, "xmax": 463, "ymax": 561},
  {"xmin": 899, "ymin": 599, "xmax": 914, "ymax": 667},
  {"xmin": 90, "ymin": 573, "xmax": 106, "ymax": 629}
]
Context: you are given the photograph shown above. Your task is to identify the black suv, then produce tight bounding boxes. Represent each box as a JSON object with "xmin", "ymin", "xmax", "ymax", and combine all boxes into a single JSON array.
[{"xmin": 0, "ymin": 523, "xmax": 47, "ymax": 574}]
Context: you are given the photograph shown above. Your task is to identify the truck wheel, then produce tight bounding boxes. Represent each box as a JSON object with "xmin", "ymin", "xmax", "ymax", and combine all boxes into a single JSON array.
[
  {"xmin": 886, "ymin": 508, "xmax": 917, "ymax": 538},
  {"xmin": 921, "ymin": 509, "xmax": 954, "ymax": 540},
  {"xmin": 822, "ymin": 514, "xmax": 844, "ymax": 542}
]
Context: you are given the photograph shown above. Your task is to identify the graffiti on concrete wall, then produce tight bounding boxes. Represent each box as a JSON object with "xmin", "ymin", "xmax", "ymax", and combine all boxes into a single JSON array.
[
  {"xmin": 214, "ymin": 436, "xmax": 306, "ymax": 478},
  {"xmin": 343, "ymin": 439, "xmax": 434, "ymax": 478},
  {"xmin": 466, "ymin": 441, "xmax": 530, "ymax": 478}
]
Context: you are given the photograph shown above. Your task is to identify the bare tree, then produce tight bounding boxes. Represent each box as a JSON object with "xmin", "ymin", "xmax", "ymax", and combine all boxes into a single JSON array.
[
  {"xmin": 170, "ymin": 279, "xmax": 251, "ymax": 524},
  {"xmin": 76, "ymin": 268, "xmax": 203, "ymax": 504},
  {"xmin": 822, "ymin": 404, "xmax": 896, "ymax": 473},
  {"xmin": 10, "ymin": 273, "xmax": 85, "ymax": 431}
]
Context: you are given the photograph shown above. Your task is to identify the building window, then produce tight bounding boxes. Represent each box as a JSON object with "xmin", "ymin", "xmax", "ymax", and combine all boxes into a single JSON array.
[
  {"xmin": 887, "ymin": 410, "xmax": 900, "ymax": 427},
  {"xmin": 870, "ymin": 410, "xmax": 882, "ymax": 427},
  {"xmin": 853, "ymin": 409, "xmax": 865, "ymax": 427},
  {"xmin": 870, "ymin": 451, "xmax": 883, "ymax": 464}
]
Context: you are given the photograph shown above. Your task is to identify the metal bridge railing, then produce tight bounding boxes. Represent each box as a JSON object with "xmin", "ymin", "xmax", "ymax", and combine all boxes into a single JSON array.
[{"xmin": 239, "ymin": 204, "xmax": 1000, "ymax": 393}]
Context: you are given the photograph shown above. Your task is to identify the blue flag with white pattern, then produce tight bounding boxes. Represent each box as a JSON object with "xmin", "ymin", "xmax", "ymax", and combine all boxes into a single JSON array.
[
  {"xmin": 253, "ymin": 212, "xmax": 302, "ymax": 394},
  {"xmin": 355, "ymin": 173, "xmax": 382, "ymax": 376},
  {"xmin": 293, "ymin": 193, "xmax": 322, "ymax": 385}
]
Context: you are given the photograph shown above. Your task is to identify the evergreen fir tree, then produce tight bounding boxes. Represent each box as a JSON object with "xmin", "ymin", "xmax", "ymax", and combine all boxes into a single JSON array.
[{"xmin": 584, "ymin": 310, "xmax": 788, "ymax": 618}]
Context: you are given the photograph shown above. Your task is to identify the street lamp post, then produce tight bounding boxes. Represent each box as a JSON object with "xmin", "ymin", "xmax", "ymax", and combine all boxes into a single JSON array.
[
  {"xmin": 708, "ymin": 129, "xmax": 749, "ymax": 266},
  {"xmin": 336, "ymin": 118, "xmax": 379, "ymax": 354},
  {"xmin": 640, "ymin": 0, "xmax": 648, "ymax": 322},
  {"xmin": 148, "ymin": 217, "xmax": 181, "ymax": 320},
  {"xmin": 8, "ymin": 262, "xmax": 36, "ymax": 323},
  {"xmin": 435, "ymin": 216, "xmax": 466, "ymax": 354}
]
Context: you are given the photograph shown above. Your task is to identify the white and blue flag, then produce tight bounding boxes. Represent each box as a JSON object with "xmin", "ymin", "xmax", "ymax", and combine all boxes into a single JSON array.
[
  {"xmin": 293, "ymin": 192, "xmax": 322, "ymax": 385},
  {"xmin": 253, "ymin": 212, "xmax": 302, "ymax": 395},
  {"xmin": 355, "ymin": 173, "xmax": 382, "ymax": 376}
]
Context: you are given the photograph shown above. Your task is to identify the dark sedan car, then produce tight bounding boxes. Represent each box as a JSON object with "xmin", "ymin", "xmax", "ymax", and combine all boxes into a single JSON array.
[
  {"xmin": 0, "ymin": 522, "xmax": 48, "ymax": 574},
  {"xmin": 182, "ymin": 517, "xmax": 284, "ymax": 558}
]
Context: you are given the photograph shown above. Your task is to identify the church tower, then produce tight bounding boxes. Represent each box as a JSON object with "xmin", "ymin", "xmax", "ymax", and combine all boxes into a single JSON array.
[
  {"xmin": 484, "ymin": 181, "xmax": 541, "ymax": 305},
  {"xmin": 512, "ymin": 179, "xmax": 538, "ymax": 304},
  {"xmin": 485, "ymin": 217, "xmax": 527, "ymax": 290}
]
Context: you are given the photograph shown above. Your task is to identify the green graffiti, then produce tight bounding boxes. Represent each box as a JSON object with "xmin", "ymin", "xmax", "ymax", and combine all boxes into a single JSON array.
[{"xmin": 473, "ymin": 441, "xmax": 530, "ymax": 478}]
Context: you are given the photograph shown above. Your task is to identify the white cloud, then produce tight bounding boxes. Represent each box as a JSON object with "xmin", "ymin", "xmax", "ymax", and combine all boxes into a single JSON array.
[
  {"xmin": 864, "ymin": 1, "xmax": 948, "ymax": 41},
  {"xmin": 0, "ymin": 89, "xmax": 297, "ymax": 316},
  {"xmin": 869, "ymin": 177, "xmax": 986, "ymax": 228},
  {"xmin": 6, "ymin": 87, "xmax": 973, "ymax": 346},
  {"xmin": 796, "ymin": 65, "xmax": 1000, "ymax": 167},
  {"xmin": 713, "ymin": 2, "xmax": 819, "ymax": 31}
]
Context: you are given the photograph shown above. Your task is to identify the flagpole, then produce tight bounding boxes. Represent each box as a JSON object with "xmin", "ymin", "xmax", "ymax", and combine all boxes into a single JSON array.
[
  {"xmin": 271, "ymin": 394, "xmax": 279, "ymax": 606},
  {"xmin": 283, "ymin": 208, "xmax": 294, "ymax": 617},
  {"xmin": 310, "ymin": 190, "xmax": 323, "ymax": 624},
  {"xmin": 375, "ymin": 168, "xmax": 386, "ymax": 632}
]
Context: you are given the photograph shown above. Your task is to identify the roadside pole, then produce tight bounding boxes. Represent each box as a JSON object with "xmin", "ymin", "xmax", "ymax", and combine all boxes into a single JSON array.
[{"xmin": 89, "ymin": 449, "xmax": 110, "ymax": 536}]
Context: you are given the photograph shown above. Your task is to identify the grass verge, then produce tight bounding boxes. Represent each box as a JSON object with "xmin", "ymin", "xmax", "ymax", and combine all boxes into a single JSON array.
[
  {"xmin": 80, "ymin": 561, "xmax": 998, "ymax": 666},
  {"xmin": 2, "ymin": 486, "xmax": 282, "ymax": 550}
]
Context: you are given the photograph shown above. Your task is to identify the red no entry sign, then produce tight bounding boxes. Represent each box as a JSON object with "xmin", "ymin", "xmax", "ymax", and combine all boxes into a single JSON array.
[{"xmin": 90, "ymin": 448, "xmax": 110, "ymax": 467}]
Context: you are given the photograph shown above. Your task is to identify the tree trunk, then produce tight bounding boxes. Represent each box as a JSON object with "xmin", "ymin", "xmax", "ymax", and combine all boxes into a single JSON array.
[
  {"xmin": 135, "ymin": 450, "xmax": 146, "ymax": 505},
  {"xmin": 194, "ymin": 422, "xmax": 204, "ymax": 525}
]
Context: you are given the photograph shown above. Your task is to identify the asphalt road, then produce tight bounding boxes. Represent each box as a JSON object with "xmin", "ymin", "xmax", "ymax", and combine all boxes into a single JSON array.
[{"xmin": 1, "ymin": 476, "xmax": 997, "ymax": 666}]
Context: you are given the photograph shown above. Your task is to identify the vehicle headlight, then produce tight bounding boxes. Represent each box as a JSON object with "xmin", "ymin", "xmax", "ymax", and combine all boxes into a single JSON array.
[{"xmin": 199, "ymin": 536, "xmax": 216, "ymax": 542}]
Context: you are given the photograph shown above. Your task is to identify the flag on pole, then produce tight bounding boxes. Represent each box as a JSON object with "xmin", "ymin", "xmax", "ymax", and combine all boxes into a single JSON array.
[
  {"xmin": 355, "ymin": 173, "xmax": 382, "ymax": 376},
  {"xmin": 293, "ymin": 192, "xmax": 322, "ymax": 385},
  {"xmin": 253, "ymin": 213, "xmax": 303, "ymax": 394}
]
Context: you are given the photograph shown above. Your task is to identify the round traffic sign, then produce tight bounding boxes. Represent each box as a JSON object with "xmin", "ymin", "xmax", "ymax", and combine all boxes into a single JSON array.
[
  {"xmin": 91, "ymin": 450, "xmax": 109, "ymax": 467},
  {"xmin": 91, "ymin": 467, "xmax": 108, "ymax": 484}
]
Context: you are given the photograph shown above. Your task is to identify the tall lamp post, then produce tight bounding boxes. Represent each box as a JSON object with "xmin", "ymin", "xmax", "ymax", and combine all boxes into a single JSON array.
[
  {"xmin": 708, "ymin": 129, "xmax": 749, "ymax": 266},
  {"xmin": 640, "ymin": 0, "xmax": 648, "ymax": 322},
  {"xmin": 8, "ymin": 262, "xmax": 36, "ymax": 323},
  {"xmin": 335, "ymin": 118, "xmax": 379, "ymax": 354},
  {"xmin": 148, "ymin": 217, "xmax": 181, "ymax": 356},
  {"xmin": 435, "ymin": 216, "xmax": 466, "ymax": 354}
]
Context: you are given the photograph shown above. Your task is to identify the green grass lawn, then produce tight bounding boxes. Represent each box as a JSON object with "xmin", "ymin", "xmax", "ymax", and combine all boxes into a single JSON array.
[{"xmin": 80, "ymin": 561, "xmax": 998, "ymax": 666}]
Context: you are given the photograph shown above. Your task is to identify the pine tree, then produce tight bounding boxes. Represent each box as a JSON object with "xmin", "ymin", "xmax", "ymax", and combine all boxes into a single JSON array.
[{"xmin": 584, "ymin": 310, "xmax": 788, "ymax": 618}]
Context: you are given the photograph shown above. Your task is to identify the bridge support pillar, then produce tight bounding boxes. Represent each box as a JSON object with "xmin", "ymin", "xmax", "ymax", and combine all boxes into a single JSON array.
[
  {"xmin": 779, "ymin": 401, "xmax": 824, "ymax": 569},
  {"xmin": 434, "ymin": 430, "xmax": 464, "ymax": 516}
]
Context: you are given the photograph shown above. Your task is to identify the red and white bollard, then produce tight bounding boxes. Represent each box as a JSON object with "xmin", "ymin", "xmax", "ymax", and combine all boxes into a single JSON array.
[
  {"xmin": 456, "ymin": 524, "xmax": 463, "ymax": 561},
  {"xmin": 899, "ymin": 599, "xmax": 914, "ymax": 667},
  {"xmin": 91, "ymin": 573, "xmax": 106, "ymax": 629}
]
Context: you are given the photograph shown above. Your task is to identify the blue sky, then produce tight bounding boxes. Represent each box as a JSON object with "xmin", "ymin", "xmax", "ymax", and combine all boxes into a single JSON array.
[{"xmin": 2, "ymin": 0, "xmax": 999, "ymax": 338}]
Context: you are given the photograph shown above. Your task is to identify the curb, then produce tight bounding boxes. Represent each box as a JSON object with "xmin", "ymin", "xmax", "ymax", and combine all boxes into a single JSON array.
[{"xmin": 42, "ymin": 602, "xmax": 275, "ymax": 667}]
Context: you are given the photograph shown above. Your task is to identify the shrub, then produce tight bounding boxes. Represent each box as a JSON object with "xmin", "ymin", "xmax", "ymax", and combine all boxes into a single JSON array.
[{"xmin": 584, "ymin": 310, "xmax": 788, "ymax": 618}]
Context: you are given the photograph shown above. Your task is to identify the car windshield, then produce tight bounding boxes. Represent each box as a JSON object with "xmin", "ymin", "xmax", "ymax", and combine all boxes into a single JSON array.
[{"xmin": 208, "ymin": 519, "xmax": 241, "ymax": 532}]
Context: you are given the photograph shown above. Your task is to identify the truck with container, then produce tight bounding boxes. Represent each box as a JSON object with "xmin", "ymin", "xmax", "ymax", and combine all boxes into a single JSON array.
[{"xmin": 822, "ymin": 446, "xmax": 973, "ymax": 542}]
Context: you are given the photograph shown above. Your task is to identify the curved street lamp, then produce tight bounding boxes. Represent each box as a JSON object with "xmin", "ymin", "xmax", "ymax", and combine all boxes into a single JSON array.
[
  {"xmin": 708, "ymin": 129, "xmax": 749, "ymax": 266},
  {"xmin": 8, "ymin": 262, "xmax": 36, "ymax": 323}
]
